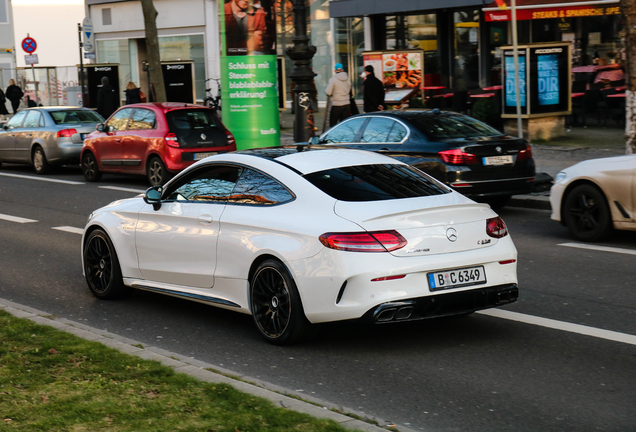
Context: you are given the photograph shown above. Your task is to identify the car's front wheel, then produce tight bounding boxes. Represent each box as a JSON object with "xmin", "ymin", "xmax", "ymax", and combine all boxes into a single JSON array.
[
  {"xmin": 82, "ymin": 152, "xmax": 102, "ymax": 182},
  {"xmin": 83, "ymin": 229, "xmax": 128, "ymax": 299},
  {"xmin": 32, "ymin": 146, "xmax": 50, "ymax": 175},
  {"xmin": 250, "ymin": 259, "xmax": 310, "ymax": 345},
  {"xmin": 147, "ymin": 156, "xmax": 170, "ymax": 186},
  {"xmin": 563, "ymin": 184, "xmax": 612, "ymax": 242}
]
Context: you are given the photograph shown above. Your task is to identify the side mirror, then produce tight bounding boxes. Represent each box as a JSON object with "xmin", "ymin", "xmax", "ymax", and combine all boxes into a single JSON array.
[
  {"xmin": 310, "ymin": 136, "xmax": 321, "ymax": 145},
  {"xmin": 97, "ymin": 123, "xmax": 105, "ymax": 132},
  {"xmin": 143, "ymin": 186, "xmax": 163, "ymax": 211}
]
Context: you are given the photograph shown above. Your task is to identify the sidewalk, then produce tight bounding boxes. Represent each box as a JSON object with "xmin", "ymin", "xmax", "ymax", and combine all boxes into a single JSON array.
[{"xmin": 279, "ymin": 108, "xmax": 628, "ymax": 210}]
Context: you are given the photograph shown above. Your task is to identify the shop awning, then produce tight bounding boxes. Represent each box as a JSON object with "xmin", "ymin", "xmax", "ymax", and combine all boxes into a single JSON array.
[
  {"xmin": 329, "ymin": 0, "xmax": 485, "ymax": 19},
  {"xmin": 483, "ymin": 0, "xmax": 619, "ymax": 22}
]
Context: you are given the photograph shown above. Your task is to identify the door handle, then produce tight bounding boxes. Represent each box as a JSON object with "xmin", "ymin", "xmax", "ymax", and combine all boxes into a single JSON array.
[
  {"xmin": 115, "ymin": 139, "xmax": 122, "ymax": 142},
  {"xmin": 196, "ymin": 215, "xmax": 213, "ymax": 224}
]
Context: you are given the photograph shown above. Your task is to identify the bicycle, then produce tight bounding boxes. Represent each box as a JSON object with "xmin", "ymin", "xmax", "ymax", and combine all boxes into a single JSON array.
[{"xmin": 203, "ymin": 78, "xmax": 222, "ymax": 116}]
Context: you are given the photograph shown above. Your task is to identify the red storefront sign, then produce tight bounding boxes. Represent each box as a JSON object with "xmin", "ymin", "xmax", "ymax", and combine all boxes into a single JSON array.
[{"xmin": 484, "ymin": 4, "xmax": 620, "ymax": 21}]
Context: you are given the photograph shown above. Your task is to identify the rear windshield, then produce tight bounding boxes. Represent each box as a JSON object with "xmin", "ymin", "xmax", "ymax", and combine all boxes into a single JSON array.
[
  {"xmin": 50, "ymin": 110, "xmax": 104, "ymax": 124},
  {"xmin": 409, "ymin": 113, "xmax": 502, "ymax": 140},
  {"xmin": 166, "ymin": 109, "xmax": 220, "ymax": 132},
  {"xmin": 303, "ymin": 164, "xmax": 450, "ymax": 202}
]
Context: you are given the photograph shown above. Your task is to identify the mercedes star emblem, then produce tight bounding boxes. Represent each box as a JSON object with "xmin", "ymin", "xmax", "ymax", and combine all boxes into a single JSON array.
[
  {"xmin": 496, "ymin": 146, "xmax": 502, "ymax": 153},
  {"xmin": 446, "ymin": 227, "xmax": 458, "ymax": 242},
  {"xmin": 201, "ymin": 133, "xmax": 207, "ymax": 140}
]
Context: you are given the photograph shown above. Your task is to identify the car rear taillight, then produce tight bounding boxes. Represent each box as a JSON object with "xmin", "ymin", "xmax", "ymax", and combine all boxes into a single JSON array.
[
  {"xmin": 165, "ymin": 132, "xmax": 179, "ymax": 148},
  {"xmin": 226, "ymin": 131, "xmax": 236, "ymax": 147},
  {"xmin": 486, "ymin": 216, "xmax": 508, "ymax": 238},
  {"xmin": 57, "ymin": 128, "xmax": 78, "ymax": 138},
  {"xmin": 319, "ymin": 230, "xmax": 407, "ymax": 252},
  {"xmin": 439, "ymin": 149, "xmax": 478, "ymax": 165},
  {"xmin": 517, "ymin": 143, "xmax": 532, "ymax": 161}
]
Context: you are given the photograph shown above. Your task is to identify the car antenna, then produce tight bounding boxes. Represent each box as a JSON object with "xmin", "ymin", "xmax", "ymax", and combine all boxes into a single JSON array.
[{"xmin": 296, "ymin": 144, "xmax": 305, "ymax": 152}]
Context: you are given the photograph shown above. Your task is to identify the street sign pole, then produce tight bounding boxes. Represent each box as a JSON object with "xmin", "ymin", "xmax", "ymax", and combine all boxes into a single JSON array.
[
  {"xmin": 77, "ymin": 23, "xmax": 86, "ymax": 106},
  {"xmin": 511, "ymin": 0, "xmax": 522, "ymax": 138},
  {"xmin": 21, "ymin": 34, "xmax": 39, "ymax": 106}
]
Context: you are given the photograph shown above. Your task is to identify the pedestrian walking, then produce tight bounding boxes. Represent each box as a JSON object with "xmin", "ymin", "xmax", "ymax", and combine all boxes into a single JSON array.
[
  {"xmin": 361, "ymin": 65, "xmax": 386, "ymax": 113},
  {"xmin": 96, "ymin": 76, "xmax": 119, "ymax": 119},
  {"xmin": 6, "ymin": 79, "xmax": 24, "ymax": 114},
  {"xmin": 0, "ymin": 88, "xmax": 9, "ymax": 117},
  {"xmin": 325, "ymin": 63, "xmax": 351, "ymax": 127},
  {"xmin": 124, "ymin": 82, "xmax": 145, "ymax": 105}
]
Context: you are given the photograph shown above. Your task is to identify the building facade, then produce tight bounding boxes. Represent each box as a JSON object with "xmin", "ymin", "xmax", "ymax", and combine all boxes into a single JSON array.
[{"xmin": 0, "ymin": 0, "xmax": 17, "ymax": 89}]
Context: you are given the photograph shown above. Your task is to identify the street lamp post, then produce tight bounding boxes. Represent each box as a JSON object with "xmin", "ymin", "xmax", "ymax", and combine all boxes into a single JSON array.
[{"xmin": 285, "ymin": 0, "xmax": 317, "ymax": 143}]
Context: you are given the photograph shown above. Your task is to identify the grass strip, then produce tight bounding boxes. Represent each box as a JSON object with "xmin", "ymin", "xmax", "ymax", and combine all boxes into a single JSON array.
[{"xmin": 0, "ymin": 309, "xmax": 357, "ymax": 431}]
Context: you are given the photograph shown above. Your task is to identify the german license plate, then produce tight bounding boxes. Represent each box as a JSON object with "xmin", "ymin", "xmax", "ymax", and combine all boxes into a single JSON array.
[
  {"xmin": 427, "ymin": 265, "xmax": 486, "ymax": 291},
  {"xmin": 194, "ymin": 152, "xmax": 216, "ymax": 160},
  {"xmin": 483, "ymin": 155, "xmax": 513, "ymax": 166}
]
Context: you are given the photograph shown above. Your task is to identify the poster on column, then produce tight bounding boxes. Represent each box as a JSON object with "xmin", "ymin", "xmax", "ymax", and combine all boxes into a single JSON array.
[{"xmin": 221, "ymin": 0, "xmax": 279, "ymax": 150}]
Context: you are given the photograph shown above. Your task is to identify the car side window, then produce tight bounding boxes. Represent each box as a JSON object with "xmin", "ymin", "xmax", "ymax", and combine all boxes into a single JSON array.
[
  {"xmin": 129, "ymin": 109, "xmax": 156, "ymax": 130},
  {"xmin": 323, "ymin": 118, "xmax": 367, "ymax": 143},
  {"xmin": 165, "ymin": 165, "xmax": 242, "ymax": 203},
  {"xmin": 6, "ymin": 111, "xmax": 27, "ymax": 128},
  {"xmin": 360, "ymin": 118, "xmax": 394, "ymax": 143},
  {"xmin": 387, "ymin": 122, "xmax": 407, "ymax": 142},
  {"xmin": 23, "ymin": 111, "xmax": 43, "ymax": 128},
  {"xmin": 228, "ymin": 168, "xmax": 294, "ymax": 205},
  {"xmin": 106, "ymin": 108, "xmax": 132, "ymax": 131}
]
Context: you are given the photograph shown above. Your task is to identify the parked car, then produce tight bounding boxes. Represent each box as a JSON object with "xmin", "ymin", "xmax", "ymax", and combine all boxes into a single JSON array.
[
  {"xmin": 549, "ymin": 154, "xmax": 636, "ymax": 242},
  {"xmin": 81, "ymin": 102, "xmax": 236, "ymax": 186},
  {"xmin": 312, "ymin": 109, "xmax": 536, "ymax": 207},
  {"xmin": 0, "ymin": 107, "xmax": 104, "ymax": 174},
  {"xmin": 82, "ymin": 147, "xmax": 519, "ymax": 345}
]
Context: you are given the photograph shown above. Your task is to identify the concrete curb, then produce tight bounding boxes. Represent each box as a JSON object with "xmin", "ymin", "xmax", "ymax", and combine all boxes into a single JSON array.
[
  {"xmin": 0, "ymin": 297, "xmax": 419, "ymax": 432},
  {"xmin": 509, "ymin": 194, "xmax": 551, "ymax": 211}
]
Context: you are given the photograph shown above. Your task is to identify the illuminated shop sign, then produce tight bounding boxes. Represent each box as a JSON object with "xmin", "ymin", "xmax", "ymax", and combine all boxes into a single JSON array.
[{"xmin": 485, "ymin": 4, "xmax": 619, "ymax": 21}]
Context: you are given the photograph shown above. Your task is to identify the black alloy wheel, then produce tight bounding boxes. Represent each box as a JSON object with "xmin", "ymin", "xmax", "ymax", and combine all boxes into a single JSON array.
[
  {"xmin": 83, "ymin": 229, "xmax": 127, "ymax": 299},
  {"xmin": 32, "ymin": 146, "xmax": 50, "ymax": 175},
  {"xmin": 250, "ymin": 259, "xmax": 310, "ymax": 345},
  {"xmin": 82, "ymin": 152, "xmax": 102, "ymax": 182},
  {"xmin": 147, "ymin": 156, "xmax": 169, "ymax": 186},
  {"xmin": 563, "ymin": 184, "xmax": 612, "ymax": 242}
]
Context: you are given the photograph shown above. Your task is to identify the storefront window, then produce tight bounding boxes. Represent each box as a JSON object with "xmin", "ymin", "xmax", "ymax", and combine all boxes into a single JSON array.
[
  {"xmin": 386, "ymin": 14, "xmax": 439, "ymax": 83},
  {"xmin": 159, "ymin": 35, "xmax": 205, "ymax": 101},
  {"xmin": 335, "ymin": 17, "xmax": 365, "ymax": 98},
  {"xmin": 96, "ymin": 39, "xmax": 132, "ymax": 103},
  {"xmin": 485, "ymin": 22, "xmax": 507, "ymax": 87},
  {"xmin": 583, "ymin": 15, "xmax": 623, "ymax": 67},
  {"xmin": 453, "ymin": 10, "xmax": 480, "ymax": 90}
]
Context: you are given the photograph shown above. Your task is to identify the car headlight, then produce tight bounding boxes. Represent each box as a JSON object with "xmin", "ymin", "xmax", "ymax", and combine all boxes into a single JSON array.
[
  {"xmin": 87, "ymin": 212, "xmax": 95, "ymax": 223},
  {"xmin": 555, "ymin": 171, "xmax": 567, "ymax": 183}
]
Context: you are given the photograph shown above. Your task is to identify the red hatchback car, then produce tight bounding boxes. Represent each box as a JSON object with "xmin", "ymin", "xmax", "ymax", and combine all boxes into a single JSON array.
[{"xmin": 81, "ymin": 103, "xmax": 236, "ymax": 185}]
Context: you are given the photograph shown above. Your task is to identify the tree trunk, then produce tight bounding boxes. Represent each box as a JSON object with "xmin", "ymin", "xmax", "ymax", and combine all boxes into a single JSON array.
[
  {"xmin": 622, "ymin": 0, "xmax": 636, "ymax": 154},
  {"xmin": 140, "ymin": 0, "xmax": 167, "ymax": 102}
]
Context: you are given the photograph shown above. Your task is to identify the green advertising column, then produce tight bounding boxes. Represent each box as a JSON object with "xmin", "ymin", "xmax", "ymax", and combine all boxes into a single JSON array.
[{"xmin": 221, "ymin": 0, "xmax": 280, "ymax": 150}]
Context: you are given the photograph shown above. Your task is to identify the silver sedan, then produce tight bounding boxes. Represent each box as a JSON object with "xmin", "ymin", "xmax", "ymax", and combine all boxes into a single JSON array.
[{"xmin": 0, "ymin": 107, "xmax": 104, "ymax": 174}]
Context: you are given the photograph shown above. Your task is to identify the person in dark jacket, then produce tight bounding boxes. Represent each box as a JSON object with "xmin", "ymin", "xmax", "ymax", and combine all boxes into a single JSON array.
[
  {"xmin": 6, "ymin": 79, "xmax": 24, "ymax": 114},
  {"xmin": 124, "ymin": 82, "xmax": 142, "ymax": 105},
  {"xmin": 0, "ymin": 88, "xmax": 8, "ymax": 115},
  {"xmin": 96, "ymin": 76, "xmax": 119, "ymax": 119},
  {"xmin": 361, "ymin": 65, "xmax": 386, "ymax": 113}
]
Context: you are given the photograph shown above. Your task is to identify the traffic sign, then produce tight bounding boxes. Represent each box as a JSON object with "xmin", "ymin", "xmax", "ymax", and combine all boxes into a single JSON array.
[
  {"xmin": 25, "ymin": 54, "xmax": 38, "ymax": 65},
  {"xmin": 82, "ymin": 17, "xmax": 94, "ymax": 53},
  {"xmin": 21, "ymin": 37, "xmax": 37, "ymax": 54}
]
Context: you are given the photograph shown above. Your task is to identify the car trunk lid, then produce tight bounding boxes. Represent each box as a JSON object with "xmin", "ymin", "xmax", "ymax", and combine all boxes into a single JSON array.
[{"xmin": 166, "ymin": 109, "xmax": 229, "ymax": 148}]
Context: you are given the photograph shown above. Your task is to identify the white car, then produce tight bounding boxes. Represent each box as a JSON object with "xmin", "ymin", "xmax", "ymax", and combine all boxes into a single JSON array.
[
  {"xmin": 550, "ymin": 155, "xmax": 636, "ymax": 242},
  {"xmin": 82, "ymin": 147, "xmax": 519, "ymax": 344}
]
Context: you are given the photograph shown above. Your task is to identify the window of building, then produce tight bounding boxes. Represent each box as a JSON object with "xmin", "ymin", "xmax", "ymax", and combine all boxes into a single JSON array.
[
  {"xmin": 158, "ymin": 35, "xmax": 205, "ymax": 101},
  {"xmin": 453, "ymin": 10, "xmax": 480, "ymax": 91},
  {"xmin": 102, "ymin": 8, "xmax": 112, "ymax": 26},
  {"xmin": 0, "ymin": 0, "xmax": 8, "ymax": 24},
  {"xmin": 385, "ymin": 14, "xmax": 439, "ymax": 79}
]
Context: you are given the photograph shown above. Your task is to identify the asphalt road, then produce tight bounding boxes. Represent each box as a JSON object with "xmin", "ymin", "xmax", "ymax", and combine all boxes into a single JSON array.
[{"xmin": 1, "ymin": 164, "xmax": 635, "ymax": 432}]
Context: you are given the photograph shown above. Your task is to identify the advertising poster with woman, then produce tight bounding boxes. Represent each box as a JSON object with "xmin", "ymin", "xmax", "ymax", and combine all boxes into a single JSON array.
[{"xmin": 221, "ymin": 0, "xmax": 279, "ymax": 150}]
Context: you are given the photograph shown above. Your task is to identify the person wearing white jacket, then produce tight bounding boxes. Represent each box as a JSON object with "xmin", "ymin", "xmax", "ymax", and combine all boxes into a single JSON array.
[{"xmin": 325, "ymin": 63, "xmax": 352, "ymax": 127}]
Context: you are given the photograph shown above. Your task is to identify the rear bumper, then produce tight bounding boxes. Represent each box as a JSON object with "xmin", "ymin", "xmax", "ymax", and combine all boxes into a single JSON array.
[
  {"xmin": 364, "ymin": 283, "xmax": 518, "ymax": 323},
  {"xmin": 450, "ymin": 177, "xmax": 534, "ymax": 198}
]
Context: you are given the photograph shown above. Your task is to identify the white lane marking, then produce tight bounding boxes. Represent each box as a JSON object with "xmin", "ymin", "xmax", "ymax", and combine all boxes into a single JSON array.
[
  {"xmin": 0, "ymin": 213, "xmax": 38, "ymax": 223},
  {"xmin": 0, "ymin": 172, "xmax": 84, "ymax": 185},
  {"xmin": 559, "ymin": 242, "xmax": 636, "ymax": 256},
  {"xmin": 478, "ymin": 309, "xmax": 636, "ymax": 346},
  {"xmin": 99, "ymin": 186, "xmax": 146, "ymax": 194},
  {"xmin": 52, "ymin": 226, "xmax": 84, "ymax": 235}
]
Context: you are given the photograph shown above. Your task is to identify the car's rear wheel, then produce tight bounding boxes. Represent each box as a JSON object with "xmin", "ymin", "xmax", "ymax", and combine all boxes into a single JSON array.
[
  {"xmin": 147, "ymin": 156, "xmax": 169, "ymax": 186},
  {"xmin": 250, "ymin": 259, "xmax": 310, "ymax": 345},
  {"xmin": 32, "ymin": 146, "xmax": 50, "ymax": 175},
  {"xmin": 83, "ymin": 229, "xmax": 128, "ymax": 299},
  {"xmin": 563, "ymin": 184, "xmax": 612, "ymax": 242},
  {"xmin": 82, "ymin": 152, "xmax": 102, "ymax": 182}
]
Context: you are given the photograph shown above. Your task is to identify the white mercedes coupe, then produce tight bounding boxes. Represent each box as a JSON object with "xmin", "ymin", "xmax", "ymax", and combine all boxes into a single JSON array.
[{"xmin": 82, "ymin": 147, "xmax": 519, "ymax": 344}]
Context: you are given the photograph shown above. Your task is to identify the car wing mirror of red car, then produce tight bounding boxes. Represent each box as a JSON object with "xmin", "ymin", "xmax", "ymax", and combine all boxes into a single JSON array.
[
  {"xmin": 96, "ymin": 123, "xmax": 105, "ymax": 132},
  {"xmin": 143, "ymin": 186, "xmax": 163, "ymax": 211}
]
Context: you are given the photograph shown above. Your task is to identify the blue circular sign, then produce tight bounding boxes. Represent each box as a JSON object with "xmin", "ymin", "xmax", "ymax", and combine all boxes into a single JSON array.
[{"xmin": 22, "ymin": 37, "xmax": 37, "ymax": 54}]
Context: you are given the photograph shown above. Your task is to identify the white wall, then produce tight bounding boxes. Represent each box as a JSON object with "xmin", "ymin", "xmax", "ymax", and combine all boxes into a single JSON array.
[{"xmin": 91, "ymin": 0, "xmax": 204, "ymax": 35}]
